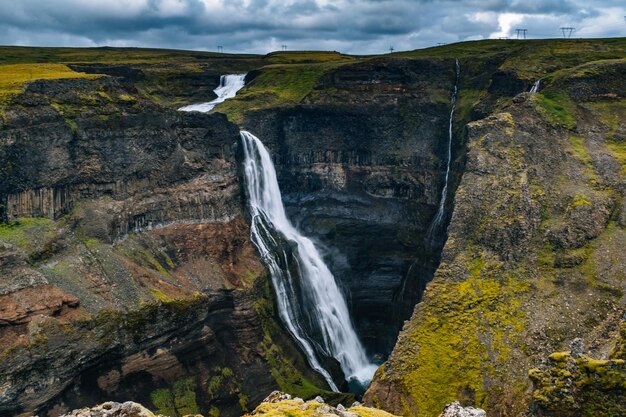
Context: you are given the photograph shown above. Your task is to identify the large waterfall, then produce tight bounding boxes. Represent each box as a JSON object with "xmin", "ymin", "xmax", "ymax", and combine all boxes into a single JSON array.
[
  {"xmin": 179, "ymin": 74, "xmax": 246, "ymax": 112},
  {"xmin": 430, "ymin": 58, "xmax": 460, "ymax": 233},
  {"xmin": 241, "ymin": 130, "xmax": 377, "ymax": 392}
]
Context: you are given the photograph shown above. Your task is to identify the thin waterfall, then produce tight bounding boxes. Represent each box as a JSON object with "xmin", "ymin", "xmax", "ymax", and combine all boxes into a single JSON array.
[
  {"xmin": 530, "ymin": 79, "xmax": 541, "ymax": 93},
  {"xmin": 179, "ymin": 74, "xmax": 246, "ymax": 112},
  {"xmin": 240, "ymin": 130, "xmax": 377, "ymax": 392},
  {"xmin": 430, "ymin": 58, "xmax": 460, "ymax": 233}
]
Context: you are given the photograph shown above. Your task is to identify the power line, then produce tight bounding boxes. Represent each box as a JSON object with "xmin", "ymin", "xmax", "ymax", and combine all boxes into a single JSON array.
[
  {"xmin": 560, "ymin": 27, "xmax": 575, "ymax": 38},
  {"xmin": 515, "ymin": 28, "xmax": 528, "ymax": 39}
]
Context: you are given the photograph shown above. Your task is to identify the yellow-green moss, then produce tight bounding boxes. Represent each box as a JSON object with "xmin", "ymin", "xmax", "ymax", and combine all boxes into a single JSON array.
[
  {"xmin": 571, "ymin": 193, "xmax": 592, "ymax": 208},
  {"xmin": 605, "ymin": 140, "xmax": 626, "ymax": 177},
  {"xmin": 394, "ymin": 250, "xmax": 530, "ymax": 416},
  {"xmin": 0, "ymin": 63, "xmax": 100, "ymax": 106},
  {"xmin": 530, "ymin": 349, "xmax": 626, "ymax": 415}
]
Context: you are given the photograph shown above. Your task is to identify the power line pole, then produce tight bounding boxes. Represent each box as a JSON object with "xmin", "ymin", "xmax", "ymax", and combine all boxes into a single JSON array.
[
  {"xmin": 217, "ymin": 45, "xmax": 223, "ymax": 53},
  {"xmin": 515, "ymin": 28, "xmax": 528, "ymax": 39},
  {"xmin": 561, "ymin": 27, "xmax": 575, "ymax": 38}
]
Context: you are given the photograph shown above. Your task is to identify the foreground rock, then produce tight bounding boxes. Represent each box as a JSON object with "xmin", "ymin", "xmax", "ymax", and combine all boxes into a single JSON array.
[
  {"xmin": 439, "ymin": 402, "xmax": 486, "ymax": 417},
  {"xmin": 246, "ymin": 392, "xmax": 398, "ymax": 417},
  {"xmin": 60, "ymin": 401, "xmax": 164, "ymax": 417}
]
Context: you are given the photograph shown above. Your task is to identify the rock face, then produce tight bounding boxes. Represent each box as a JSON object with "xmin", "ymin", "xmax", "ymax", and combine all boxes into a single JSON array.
[
  {"xmin": 0, "ymin": 76, "xmax": 330, "ymax": 417},
  {"xmin": 242, "ymin": 58, "xmax": 459, "ymax": 356},
  {"xmin": 365, "ymin": 57, "xmax": 626, "ymax": 416}
]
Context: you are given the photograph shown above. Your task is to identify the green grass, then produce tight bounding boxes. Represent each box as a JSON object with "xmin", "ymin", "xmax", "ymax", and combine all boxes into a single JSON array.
[
  {"xmin": 534, "ymin": 89, "xmax": 577, "ymax": 129},
  {"xmin": 217, "ymin": 59, "xmax": 355, "ymax": 123},
  {"xmin": 0, "ymin": 63, "xmax": 100, "ymax": 105},
  {"xmin": 0, "ymin": 217, "xmax": 56, "ymax": 253}
]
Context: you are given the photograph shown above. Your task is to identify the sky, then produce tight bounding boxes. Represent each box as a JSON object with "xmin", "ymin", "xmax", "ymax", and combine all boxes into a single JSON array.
[{"xmin": 0, "ymin": 0, "xmax": 625, "ymax": 55}]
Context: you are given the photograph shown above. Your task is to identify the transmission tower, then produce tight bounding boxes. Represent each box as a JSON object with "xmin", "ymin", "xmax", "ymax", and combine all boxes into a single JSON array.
[
  {"xmin": 515, "ymin": 28, "xmax": 528, "ymax": 39},
  {"xmin": 389, "ymin": 46, "xmax": 394, "ymax": 53},
  {"xmin": 217, "ymin": 45, "xmax": 223, "ymax": 53},
  {"xmin": 281, "ymin": 45, "xmax": 287, "ymax": 51},
  {"xmin": 561, "ymin": 27, "xmax": 575, "ymax": 38}
]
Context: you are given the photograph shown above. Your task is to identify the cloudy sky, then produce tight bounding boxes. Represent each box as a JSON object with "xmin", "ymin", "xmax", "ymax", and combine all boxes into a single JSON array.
[{"xmin": 0, "ymin": 0, "xmax": 625, "ymax": 55}]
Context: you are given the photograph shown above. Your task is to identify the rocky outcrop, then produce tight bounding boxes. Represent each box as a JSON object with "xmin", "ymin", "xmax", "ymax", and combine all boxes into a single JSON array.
[
  {"xmin": 60, "ymin": 401, "xmax": 164, "ymax": 417},
  {"xmin": 438, "ymin": 402, "xmax": 486, "ymax": 417},
  {"xmin": 246, "ymin": 392, "xmax": 398, "ymax": 417}
]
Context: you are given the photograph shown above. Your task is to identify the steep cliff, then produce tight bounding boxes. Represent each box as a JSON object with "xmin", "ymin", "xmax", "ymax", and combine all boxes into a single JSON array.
[
  {"xmin": 0, "ymin": 70, "xmax": 332, "ymax": 417},
  {"xmin": 240, "ymin": 58, "xmax": 457, "ymax": 356},
  {"xmin": 365, "ymin": 42, "xmax": 626, "ymax": 416},
  {"xmin": 2, "ymin": 39, "xmax": 626, "ymax": 417}
]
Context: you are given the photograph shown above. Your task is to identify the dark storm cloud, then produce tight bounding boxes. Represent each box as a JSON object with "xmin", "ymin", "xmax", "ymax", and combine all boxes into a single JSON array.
[{"xmin": 0, "ymin": 0, "xmax": 624, "ymax": 54}]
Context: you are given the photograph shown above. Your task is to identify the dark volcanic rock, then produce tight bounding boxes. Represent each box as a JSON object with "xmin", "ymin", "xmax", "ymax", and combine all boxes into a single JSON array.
[
  {"xmin": 0, "ymin": 77, "xmax": 330, "ymax": 417},
  {"xmin": 241, "ymin": 58, "xmax": 460, "ymax": 356}
]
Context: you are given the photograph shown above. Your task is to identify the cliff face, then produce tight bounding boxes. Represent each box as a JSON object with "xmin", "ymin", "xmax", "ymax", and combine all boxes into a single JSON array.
[
  {"xmin": 2, "ymin": 41, "xmax": 626, "ymax": 417},
  {"xmin": 242, "ymin": 58, "xmax": 458, "ymax": 356},
  {"xmin": 364, "ymin": 56, "xmax": 626, "ymax": 416},
  {"xmin": 0, "ymin": 76, "xmax": 331, "ymax": 417}
]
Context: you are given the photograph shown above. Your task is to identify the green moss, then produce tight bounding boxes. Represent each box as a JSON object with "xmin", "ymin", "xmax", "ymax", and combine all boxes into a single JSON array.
[
  {"xmin": 253, "ymin": 278, "xmax": 334, "ymax": 399},
  {"xmin": 0, "ymin": 217, "xmax": 57, "ymax": 259},
  {"xmin": 217, "ymin": 60, "xmax": 353, "ymax": 123},
  {"xmin": 151, "ymin": 388, "xmax": 177, "ymax": 417},
  {"xmin": 150, "ymin": 377, "xmax": 199, "ymax": 417},
  {"xmin": 535, "ymin": 89, "xmax": 576, "ymax": 130}
]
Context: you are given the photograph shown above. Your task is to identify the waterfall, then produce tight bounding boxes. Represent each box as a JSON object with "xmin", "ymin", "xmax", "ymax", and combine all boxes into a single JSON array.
[
  {"xmin": 530, "ymin": 79, "xmax": 541, "ymax": 93},
  {"xmin": 430, "ymin": 58, "xmax": 460, "ymax": 233},
  {"xmin": 241, "ymin": 130, "xmax": 377, "ymax": 392},
  {"xmin": 179, "ymin": 74, "xmax": 246, "ymax": 112}
]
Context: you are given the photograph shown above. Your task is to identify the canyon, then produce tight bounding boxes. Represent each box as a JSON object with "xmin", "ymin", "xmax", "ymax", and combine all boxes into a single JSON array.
[{"xmin": 0, "ymin": 39, "xmax": 625, "ymax": 417}]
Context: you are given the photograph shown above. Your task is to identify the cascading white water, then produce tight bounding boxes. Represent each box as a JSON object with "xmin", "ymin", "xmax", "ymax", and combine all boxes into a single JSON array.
[
  {"xmin": 179, "ymin": 74, "xmax": 246, "ymax": 112},
  {"xmin": 430, "ymin": 58, "xmax": 460, "ymax": 232},
  {"xmin": 530, "ymin": 79, "xmax": 541, "ymax": 93},
  {"xmin": 241, "ymin": 130, "xmax": 377, "ymax": 392}
]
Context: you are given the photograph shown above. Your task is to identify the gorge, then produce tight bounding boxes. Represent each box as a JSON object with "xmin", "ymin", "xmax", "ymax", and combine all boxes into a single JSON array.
[{"xmin": 0, "ymin": 38, "xmax": 625, "ymax": 417}]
